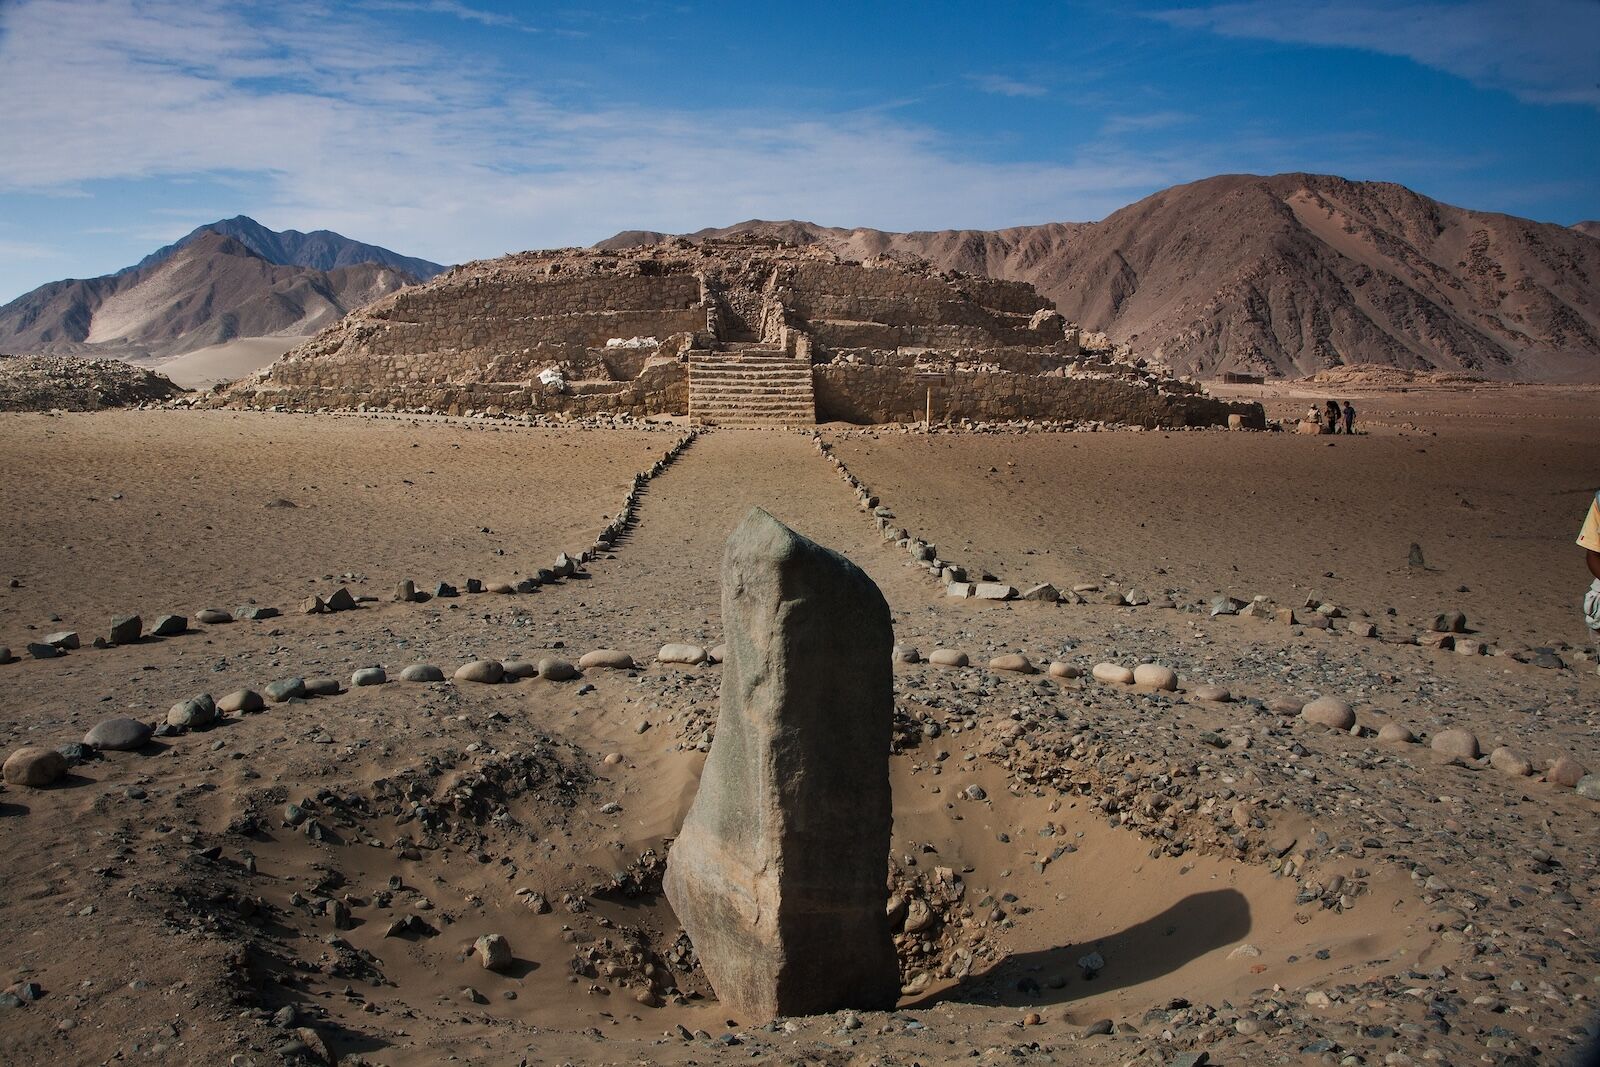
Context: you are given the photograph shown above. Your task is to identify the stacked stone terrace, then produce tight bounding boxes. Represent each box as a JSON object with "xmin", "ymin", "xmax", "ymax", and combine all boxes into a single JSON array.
[{"xmin": 229, "ymin": 234, "xmax": 1262, "ymax": 429}]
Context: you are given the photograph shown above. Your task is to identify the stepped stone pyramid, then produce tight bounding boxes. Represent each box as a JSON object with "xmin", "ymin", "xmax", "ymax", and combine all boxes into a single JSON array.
[{"xmin": 230, "ymin": 232, "xmax": 1263, "ymax": 430}]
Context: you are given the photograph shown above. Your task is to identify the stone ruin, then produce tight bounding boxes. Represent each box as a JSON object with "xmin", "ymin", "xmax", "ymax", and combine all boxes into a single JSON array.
[
  {"xmin": 227, "ymin": 233, "xmax": 1264, "ymax": 428},
  {"xmin": 664, "ymin": 508, "xmax": 900, "ymax": 1019}
]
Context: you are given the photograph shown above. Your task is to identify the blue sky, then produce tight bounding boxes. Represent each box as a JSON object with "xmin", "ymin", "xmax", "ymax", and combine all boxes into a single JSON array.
[{"xmin": 0, "ymin": 0, "xmax": 1596, "ymax": 302}]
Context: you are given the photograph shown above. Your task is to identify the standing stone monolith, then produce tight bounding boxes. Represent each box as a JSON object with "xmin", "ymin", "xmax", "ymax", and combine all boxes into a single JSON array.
[{"xmin": 664, "ymin": 507, "xmax": 899, "ymax": 1021}]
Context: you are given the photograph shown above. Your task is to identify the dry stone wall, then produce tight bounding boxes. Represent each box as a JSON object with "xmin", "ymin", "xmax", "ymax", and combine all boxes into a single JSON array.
[{"xmin": 813, "ymin": 364, "xmax": 1264, "ymax": 428}]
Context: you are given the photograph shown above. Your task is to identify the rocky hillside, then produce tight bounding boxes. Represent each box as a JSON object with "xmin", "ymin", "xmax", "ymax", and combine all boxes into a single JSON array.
[
  {"xmin": 601, "ymin": 174, "xmax": 1600, "ymax": 381},
  {"xmin": 0, "ymin": 230, "xmax": 425, "ymax": 361},
  {"xmin": 0, "ymin": 354, "xmax": 185, "ymax": 410}
]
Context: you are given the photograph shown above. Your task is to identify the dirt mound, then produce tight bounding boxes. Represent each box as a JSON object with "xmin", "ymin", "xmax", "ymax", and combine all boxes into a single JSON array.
[
  {"xmin": 0, "ymin": 354, "xmax": 186, "ymax": 410},
  {"xmin": 1304, "ymin": 364, "xmax": 1488, "ymax": 388}
]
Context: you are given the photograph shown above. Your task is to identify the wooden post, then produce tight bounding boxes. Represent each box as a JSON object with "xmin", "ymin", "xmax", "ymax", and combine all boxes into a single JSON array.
[{"xmin": 915, "ymin": 371, "xmax": 948, "ymax": 429}]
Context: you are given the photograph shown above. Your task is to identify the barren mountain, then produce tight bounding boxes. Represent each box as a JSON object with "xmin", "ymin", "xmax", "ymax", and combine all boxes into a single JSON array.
[
  {"xmin": 600, "ymin": 174, "xmax": 1600, "ymax": 381},
  {"xmin": 0, "ymin": 230, "xmax": 423, "ymax": 362},
  {"xmin": 131, "ymin": 214, "xmax": 447, "ymax": 281},
  {"xmin": 1575, "ymin": 221, "xmax": 1600, "ymax": 240}
]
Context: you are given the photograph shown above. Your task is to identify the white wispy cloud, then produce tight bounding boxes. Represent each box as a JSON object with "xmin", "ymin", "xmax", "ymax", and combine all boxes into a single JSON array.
[
  {"xmin": 1151, "ymin": 0, "xmax": 1600, "ymax": 109},
  {"xmin": 0, "ymin": 0, "xmax": 1465, "ymax": 280},
  {"xmin": 966, "ymin": 73, "xmax": 1049, "ymax": 98},
  {"xmin": 361, "ymin": 0, "xmax": 542, "ymax": 33}
]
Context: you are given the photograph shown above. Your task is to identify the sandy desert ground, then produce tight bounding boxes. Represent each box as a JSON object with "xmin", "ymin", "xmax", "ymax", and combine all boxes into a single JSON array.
[{"xmin": 1, "ymin": 386, "xmax": 1598, "ymax": 1066}]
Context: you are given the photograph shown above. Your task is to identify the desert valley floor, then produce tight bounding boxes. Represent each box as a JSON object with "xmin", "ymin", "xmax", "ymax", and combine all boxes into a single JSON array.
[{"xmin": 2, "ymin": 383, "xmax": 1598, "ymax": 1066}]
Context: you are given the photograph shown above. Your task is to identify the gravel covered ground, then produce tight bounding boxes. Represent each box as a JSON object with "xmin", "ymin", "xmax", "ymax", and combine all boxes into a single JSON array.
[{"xmin": 1, "ymin": 391, "xmax": 1596, "ymax": 1066}]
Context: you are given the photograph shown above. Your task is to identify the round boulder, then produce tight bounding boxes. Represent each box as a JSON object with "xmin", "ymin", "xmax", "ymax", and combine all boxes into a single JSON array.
[
  {"xmin": 1547, "ymin": 755, "xmax": 1588, "ymax": 788},
  {"xmin": 1377, "ymin": 722, "xmax": 1415, "ymax": 744},
  {"xmin": 195, "ymin": 608, "xmax": 232, "ymax": 625},
  {"xmin": 578, "ymin": 649, "xmax": 635, "ymax": 670},
  {"xmin": 454, "ymin": 660, "xmax": 504, "ymax": 684},
  {"xmin": 399, "ymin": 663, "xmax": 445, "ymax": 683},
  {"xmin": 217, "ymin": 689, "xmax": 265, "ymax": 714},
  {"xmin": 3, "ymin": 746, "xmax": 67, "ymax": 787},
  {"xmin": 1431, "ymin": 727, "xmax": 1481, "ymax": 761},
  {"xmin": 84, "ymin": 716, "xmax": 151, "ymax": 751},
  {"xmin": 1047, "ymin": 661, "xmax": 1081, "ymax": 679},
  {"xmin": 538, "ymin": 658, "xmax": 578, "ymax": 681},
  {"xmin": 1132, "ymin": 664, "xmax": 1178, "ymax": 691},
  {"xmin": 502, "ymin": 660, "xmax": 538, "ymax": 680},
  {"xmin": 1489, "ymin": 746, "xmax": 1532, "ymax": 777},
  {"xmin": 84, "ymin": 717, "xmax": 151, "ymax": 752},
  {"xmin": 1576, "ymin": 775, "xmax": 1600, "ymax": 801},
  {"xmin": 892, "ymin": 645, "xmax": 922, "ymax": 664},
  {"xmin": 1192, "ymin": 683, "xmax": 1232, "ymax": 703},
  {"xmin": 351, "ymin": 667, "xmax": 387, "ymax": 687},
  {"xmin": 708, "ymin": 644, "xmax": 728, "ymax": 664},
  {"xmin": 988, "ymin": 653, "xmax": 1036, "ymax": 674},
  {"xmin": 1091, "ymin": 662, "xmax": 1134, "ymax": 685},
  {"xmin": 167, "ymin": 694, "xmax": 218, "ymax": 729},
  {"xmin": 1302, "ymin": 697, "xmax": 1355, "ymax": 731},
  {"xmin": 657, "ymin": 643, "xmax": 708, "ymax": 666},
  {"xmin": 929, "ymin": 649, "xmax": 969, "ymax": 668}
]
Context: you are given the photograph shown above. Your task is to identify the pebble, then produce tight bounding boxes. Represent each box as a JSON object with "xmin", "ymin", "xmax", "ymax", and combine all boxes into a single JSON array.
[
  {"xmin": 929, "ymin": 649, "xmax": 969, "ymax": 667},
  {"xmin": 987, "ymin": 653, "xmax": 1035, "ymax": 674},
  {"xmin": 475, "ymin": 933, "xmax": 512, "ymax": 972},
  {"xmin": 3, "ymin": 746, "xmax": 68, "ymax": 786},
  {"xmin": 1132, "ymin": 664, "xmax": 1178, "ymax": 691},
  {"xmin": 351, "ymin": 667, "xmax": 387, "ymax": 687},
  {"xmin": 1302, "ymin": 697, "xmax": 1355, "ymax": 730},
  {"xmin": 83, "ymin": 717, "xmax": 152, "ymax": 751},
  {"xmin": 1431, "ymin": 727, "xmax": 1480, "ymax": 760},
  {"xmin": 1091, "ymin": 662, "xmax": 1134, "ymax": 685},
  {"xmin": 578, "ymin": 649, "xmax": 635, "ymax": 670},
  {"xmin": 218, "ymin": 689, "xmax": 265, "ymax": 714},
  {"xmin": 399, "ymin": 664, "xmax": 445, "ymax": 682},
  {"xmin": 454, "ymin": 660, "xmax": 505, "ymax": 684}
]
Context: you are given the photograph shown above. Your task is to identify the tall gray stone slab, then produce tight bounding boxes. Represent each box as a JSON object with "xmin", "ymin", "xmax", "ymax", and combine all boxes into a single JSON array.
[{"xmin": 664, "ymin": 507, "xmax": 899, "ymax": 1021}]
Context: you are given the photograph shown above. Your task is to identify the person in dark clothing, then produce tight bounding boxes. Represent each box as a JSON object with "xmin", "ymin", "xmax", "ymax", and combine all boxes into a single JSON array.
[
  {"xmin": 1342, "ymin": 401, "xmax": 1356, "ymax": 435},
  {"xmin": 1325, "ymin": 400, "xmax": 1341, "ymax": 434}
]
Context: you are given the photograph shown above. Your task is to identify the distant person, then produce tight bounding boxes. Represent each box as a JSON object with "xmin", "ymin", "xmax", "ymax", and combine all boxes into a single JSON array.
[
  {"xmin": 1342, "ymin": 400, "xmax": 1356, "ymax": 435},
  {"xmin": 1325, "ymin": 400, "xmax": 1341, "ymax": 434},
  {"xmin": 1581, "ymin": 490, "xmax": 1600, "ymax": 652}
]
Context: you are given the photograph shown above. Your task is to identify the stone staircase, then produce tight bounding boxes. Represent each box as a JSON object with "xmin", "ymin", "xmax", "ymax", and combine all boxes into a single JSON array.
[{"xmin": 688, "ymin": 344, "xmax": 816, "ymax": 427}]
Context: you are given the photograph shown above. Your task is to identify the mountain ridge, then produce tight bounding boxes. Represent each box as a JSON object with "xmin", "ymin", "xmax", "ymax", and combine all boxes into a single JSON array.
[
  {"xmin": 598, "ymin": 173, "xmax": 1600, "ymax": 381},
  {"xmin": 0, "ymin": 228, "xmax": 425, "ymax": 363},
  {"xmin": 130, "ymin": 215, "xmax": 447, "ymax": 281}
]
